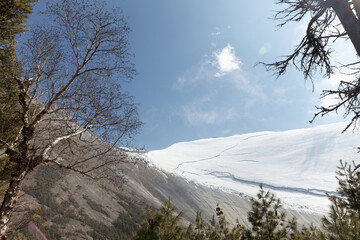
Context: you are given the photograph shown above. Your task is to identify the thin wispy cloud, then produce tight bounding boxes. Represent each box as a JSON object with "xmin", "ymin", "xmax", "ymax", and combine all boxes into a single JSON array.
[
  {"xmin": 172, "ymin": 59, "xmax": 214, "ymax": 90},
  {"xmin": 181, "ymin": 98, "xmax": 237, "ymax": 125},
  {"xmin": 172, "ymin": 43, "xmax": 267, "ymax": 126},
  {"xmin": 211, "ymin": 26, "xmax": 222, "ymax": 36}
]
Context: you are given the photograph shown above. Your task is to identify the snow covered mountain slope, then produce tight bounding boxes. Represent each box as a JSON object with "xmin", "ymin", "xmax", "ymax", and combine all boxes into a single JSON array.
[{"xmin": 147, "ymin": 122, "xmax": 360, "ymax": 215}]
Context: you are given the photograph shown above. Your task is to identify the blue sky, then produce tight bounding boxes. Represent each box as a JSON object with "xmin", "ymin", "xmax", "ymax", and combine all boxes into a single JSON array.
[{"xmin": 29, "ymin": 0, "xmax": 355, "ymax": 150}]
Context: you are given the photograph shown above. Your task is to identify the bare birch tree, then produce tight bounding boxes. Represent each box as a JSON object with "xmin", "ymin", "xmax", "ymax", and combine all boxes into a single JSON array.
[
  {"xmin": 0, "ymin": 0, "xmax": 141, "ymax": 238},
  {"xmin": 265, "ymin": 0, "xmax": 360, "ymax": 132}
]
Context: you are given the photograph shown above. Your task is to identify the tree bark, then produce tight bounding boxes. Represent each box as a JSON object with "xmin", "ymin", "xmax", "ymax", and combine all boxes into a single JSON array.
[
  {"xmin": 0, "ymin": 170, "xmax": 27, "ymax": 239},
  {"xmin": 330, "ymin": 0, "xmax": 360, "ymax": 57}
]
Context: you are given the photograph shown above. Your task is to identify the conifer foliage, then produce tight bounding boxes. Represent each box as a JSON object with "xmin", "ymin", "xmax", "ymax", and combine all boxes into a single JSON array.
[
  {"xmin": 245, "ymin": 185, "xmax": 291, "ymax": 239},
  {"xmin": 132, "ymin": 186, "xmax": 324, "ymax": 240},
  {"xmin": 132, "ymin": 161, "xmax": 360, "ymax": 240},
  {"xmin": 131, "ymin": 197, "xmax": 185, "ymax": 240},
  {"xmin": 0, "ymin": 0, "xmax": 35, "ymax": 181},
  {"xmin": 322, "ymin": 161, "xmax": 360, "ymax": 240},
  {"xmin": 0, "ymin": 0, "xmax": 36, "ymax": 47}
]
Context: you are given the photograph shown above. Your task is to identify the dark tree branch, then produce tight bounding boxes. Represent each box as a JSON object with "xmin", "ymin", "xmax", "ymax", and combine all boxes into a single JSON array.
[
  {"xmin": 0, "ymin": 0, "xmax": 142, "ymax": 238},
  {"xmin": 266, "ymin": 0, "xmax": 360, "ymax": 132}
]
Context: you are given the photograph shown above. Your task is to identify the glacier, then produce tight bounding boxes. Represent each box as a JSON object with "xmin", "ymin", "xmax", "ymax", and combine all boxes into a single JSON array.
[{"xmin": 147, "ymin": 122, "xmax": 360, "ymax": 215}]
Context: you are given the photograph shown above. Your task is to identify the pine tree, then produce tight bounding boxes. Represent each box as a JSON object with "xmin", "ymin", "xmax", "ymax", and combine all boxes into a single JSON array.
[
  {"xmin": 237, "ymin": 185, "xmax": 325, "ymax": 240},
  {"xmin": 131, "ymin": 205, "xmax": 162, "ymax": 240},
  {"xmin": 246, "ymin": 185, "xmax": 289, "ymax": 240},
  {"xmin": 0, "ymin": 46, "xmax": 22, "ymax": 183},
  {"xmin": 0, "ymin": 0, "xmax": 36, "ymax": 47},
  {"xmin": 322, "ymin": 161, "xmax": 360, "ymax": 240},
  {"xmin": 295, "ymin": 224, "xmax": 325, "ymax": 240},
  {"xmin": 185, "ymin": 212, "xmax": 207, "ymax": 240},
  {"xmin": 131, "ymin": 161, "xmax": 360, "ymax": 240},
  {"xmin": 0, "ymin": 0, "xmax": 34, "ymax": 185},
  {"xmin": 131, "ymin": 198, "xmax": 186, "ymax": 240},
  {"xmin": 335, "ymin": 160, "xmax": 360, "ymax": 214},
  {"xmin": 186, "ymin": 204, "xmax": 245, "ymax": 240}
]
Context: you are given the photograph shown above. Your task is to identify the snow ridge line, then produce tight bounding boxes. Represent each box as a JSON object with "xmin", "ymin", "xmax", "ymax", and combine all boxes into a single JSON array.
[
  {"xmin": 174, "ymin": 133, "xmax": 269, "ymax": 170},
  {"xmin": 174, "ymin": 144, "xmax": 238, "ymax": 170},
  {"xmin": 203, "ymin": 170, "xmax": 337, "ymax": 197}
]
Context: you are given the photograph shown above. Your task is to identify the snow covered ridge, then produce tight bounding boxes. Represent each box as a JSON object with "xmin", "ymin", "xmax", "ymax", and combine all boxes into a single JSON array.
[{"xmin": 147, "ymin": 122, "xmax": 360, "ymax": 215}]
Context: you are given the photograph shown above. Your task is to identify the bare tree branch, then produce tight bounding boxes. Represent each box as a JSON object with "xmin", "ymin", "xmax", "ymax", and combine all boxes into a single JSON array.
[
  {"xmin": 265, "ymin": 0, "xmax": 360, "ymax": 132},
  {"xmin": 41, "ymin": 125, "xmax": 90, "ymax": 158},
  {"xmin": 0, "ymin": 0, "xmax": 142, "ymax": 238}
]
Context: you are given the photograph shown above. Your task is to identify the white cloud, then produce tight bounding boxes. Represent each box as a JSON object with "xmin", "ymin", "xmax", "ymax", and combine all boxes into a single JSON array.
[
  {"xmin": 259, "ymin": 43, "xmax": 272, "ymax": 55},
  {"xmin": 214, "ymin": 44, "xmax": 241, "ymax": 76},
  {"xmin": 173, "ymin": 43, "xmax": 265, "ymax": 99},
  {"xmin": 172, "ymin": 43, "xmax": 266, "ymax": 126}
]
